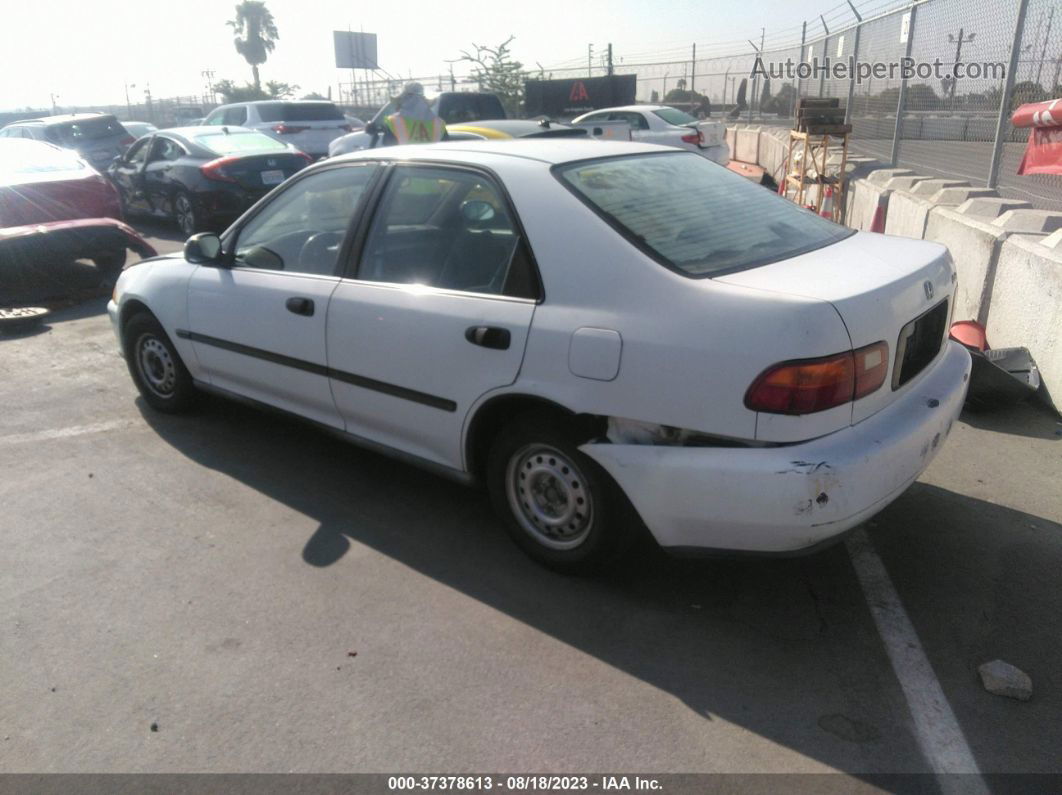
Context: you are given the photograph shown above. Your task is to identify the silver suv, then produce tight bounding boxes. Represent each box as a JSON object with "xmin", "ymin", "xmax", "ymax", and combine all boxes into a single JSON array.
[
  {"xmin": 0, "ymin": 113, "xmax": 130, "ymax": 170},
  {"xmin": 203, "ymin": 101, "xmax": 352, "ymax": 158}
]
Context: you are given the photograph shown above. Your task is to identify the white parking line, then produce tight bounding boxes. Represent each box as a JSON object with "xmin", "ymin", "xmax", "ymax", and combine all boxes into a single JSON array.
[
  {"xmin": 0, "ymin": 419, "xmax": 136, "ymax": 447},
  {"xmin": 846, "ymin": 528, "xmax": 986, "ymax": 788}
]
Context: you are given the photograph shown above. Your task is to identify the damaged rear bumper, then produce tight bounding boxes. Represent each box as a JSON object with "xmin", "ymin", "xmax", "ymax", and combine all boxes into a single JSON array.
[
  {"xmin": 580, "ymin": 341, "xmax": 972, "ymax": 554},
  {"xmin": 0, "ymin": 218, "xmax": 157, "ymax": 265}
]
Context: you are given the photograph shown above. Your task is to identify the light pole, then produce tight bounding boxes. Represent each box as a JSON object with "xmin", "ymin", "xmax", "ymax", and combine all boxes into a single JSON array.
[
  {"xmin": 946, "ymin": 29, "xmax": 976, "ymax": 107},
  {"xmin": 50, "ymin": 93, "xmax": 60, "ymax": 113},
  {"xmin": 124, "ymin": 82, "xmax": 136, "ymax": 119}
]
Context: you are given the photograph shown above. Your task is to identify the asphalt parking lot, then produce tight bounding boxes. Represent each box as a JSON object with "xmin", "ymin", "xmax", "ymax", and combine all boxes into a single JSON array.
[{"xmin": 2, "ymin": 221, "xmax": 1061, "ymax": 779}]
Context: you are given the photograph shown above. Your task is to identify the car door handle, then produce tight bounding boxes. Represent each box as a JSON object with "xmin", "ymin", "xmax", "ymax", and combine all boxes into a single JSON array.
[
  {"xmin": 465, "ymin": 326, "xmax": 510, "ymax": 350},
  {"xmin": 285, "ymin": 297, "xmax": 315, "ymax": 316}
]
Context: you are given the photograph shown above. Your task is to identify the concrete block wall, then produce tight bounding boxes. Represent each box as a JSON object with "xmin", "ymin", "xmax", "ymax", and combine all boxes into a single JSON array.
[
  {"xmin": 986, "ymin": 231, "xmax": 1062, "ymax": 405},
  {"xmin": 925, "ymin": 203, "xmax": 1062, "ymax": 324},
  {"xmin": 884, "ymin": 182, "xmax": 997, "ymax": 241}
]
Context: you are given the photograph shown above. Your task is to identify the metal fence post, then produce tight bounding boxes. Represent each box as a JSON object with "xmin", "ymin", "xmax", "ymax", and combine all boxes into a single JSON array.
[
  {"xmin": 795, "ymin": 21, "xmax": 807, "ymax": 120},
  {"xmin": 844, "ymin": 2, "xmax": 863, "ymax": 125},
  {"xmin": 987, "ymin": 0, "xmax": 1032, "ymax": 189},
  {"xmin": 890, "ymin": 4, "xmax": 918, "ymax": 167}
]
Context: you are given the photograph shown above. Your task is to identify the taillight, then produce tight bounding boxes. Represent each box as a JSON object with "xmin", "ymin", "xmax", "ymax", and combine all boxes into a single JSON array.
[
  {"xmin": 745, "ymin": 342, "xmax": 889, "ymax": 415},
  {"xmin": 295, "ymin": 152, "xmax": 313, "ymax": 165},
  {"xmin": 200, "ymin": 156, "xmax": 239, "ymax": 183},
  {"xmin": 681, "ymin": 132, "xmax": 700, "ymax": 144},
  {"xmin": 272, "ymin": 123, "xmax": 308, "ymax": 134},
  {"xmin": 853, "ymin": 341, "xmax": 889, "ymax": 399}
]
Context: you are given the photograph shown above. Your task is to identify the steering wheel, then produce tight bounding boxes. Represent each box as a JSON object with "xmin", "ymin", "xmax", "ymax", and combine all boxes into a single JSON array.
[{"xmin": 298, "ymin": 231, "xmax": 344, "ymax": 273}]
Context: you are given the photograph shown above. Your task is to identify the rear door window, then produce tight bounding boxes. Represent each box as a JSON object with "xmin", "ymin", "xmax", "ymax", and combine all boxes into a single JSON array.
[{"xmin": 555, "ymin": 151, "xmax": 853, "ymax": 277}]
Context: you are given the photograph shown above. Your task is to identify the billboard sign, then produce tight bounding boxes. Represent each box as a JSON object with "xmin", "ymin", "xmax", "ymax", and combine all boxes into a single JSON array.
[
  {"xmin": 524, "ymin": 75, "xmax": 637, "ymax": 118},
  {"xmin": 334, "ymin": 31, "xmax": 379, "ymax": 69}
]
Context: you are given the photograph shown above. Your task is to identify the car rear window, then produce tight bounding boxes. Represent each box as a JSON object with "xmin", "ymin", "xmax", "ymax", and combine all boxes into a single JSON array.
[
  {"xmin": 555, "ymin": 151, "xmax": 853, "ymax": 277},
  {"xmin": 255, "ymin": 102, "xmax": 344, "ymax": 122},
  {"xmin": 193, "ymin": 131, "xmax": 289, "ymax": 154},
  {"xmin": 52, "ymin": 116, "xmax": 125, "ymax": 144},
  {"xmin": 653, "ymin": 107, "xmax": 698, "ymax": 126}
]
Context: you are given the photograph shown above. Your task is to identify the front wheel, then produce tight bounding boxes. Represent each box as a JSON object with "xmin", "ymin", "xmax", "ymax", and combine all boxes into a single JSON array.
[
  {"xmin": 123, "ymin": 313, "xmax": 196, "ymax": 413},
  {"xmin": 486, "ymin": 413, "xmax": 639, "ymax": 573}
]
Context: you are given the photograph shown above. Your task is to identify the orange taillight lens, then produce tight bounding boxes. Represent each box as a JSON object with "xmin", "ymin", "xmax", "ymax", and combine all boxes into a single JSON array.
[{"xmin": 745, "ymin": 342, "xmax": 889, "ymax": 415}]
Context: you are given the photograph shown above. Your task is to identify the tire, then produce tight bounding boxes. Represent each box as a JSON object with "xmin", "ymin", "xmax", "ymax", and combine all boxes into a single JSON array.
[
  {"xmin": 122, "ymin": 312, "xmax": 196, "ymax": 413},
  {"xmin": 173, "ymin": 191, "xmax": 204, "ymax": 238},
  {"xmin": 93, "ymin": 248, "xmax": 127, "ymax": 276},
  {"xmin": 486, "ymin": 412, "xmax": 639, "ymax": 573}
]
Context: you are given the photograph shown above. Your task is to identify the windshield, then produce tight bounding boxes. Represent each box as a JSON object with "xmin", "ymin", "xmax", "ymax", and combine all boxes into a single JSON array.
[
  {"xmin": 555, "ymin": 152, "xmax": 853, "ymax": 277},
  {"xmin": 653, "ymin": 107, "xmax": 698, "ymax": 126},
  {"xmin": 193, "ymin": 131, "xmax": 289, "ymax": 155},
  {"xmin": 255, "ymin": 102, "xmax": 344, "ymax": 122},
  {"xmin": 52, "ymin": 116, "xmax": 125, "ymax": 144}
]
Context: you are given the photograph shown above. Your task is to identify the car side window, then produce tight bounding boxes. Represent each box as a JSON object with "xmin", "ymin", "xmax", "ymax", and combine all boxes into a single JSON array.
[
  {"xmin": 148, "ymin": 137, "xmax": 183, "ymax": 162},
  {"xmin": 357, "ymin": 165, "xmax": 537, "ymax": 299},
  {"xmin": 204, "ymin": 110, "xmax": 225, "ymax": 126},
  {"xmin": 612, "ymin": 112, "xmax": 649, "ymax": 130},
  {"xmin": 232, "ymin": 164, "xmax": 378, "ymax": 276},
  {"xmin": 126, "ymin": 138, "xmax": 151, "ymax": 165},
  {"xmin": 223, "ymin": 107, "xmax": 247, "ymax": 126}
]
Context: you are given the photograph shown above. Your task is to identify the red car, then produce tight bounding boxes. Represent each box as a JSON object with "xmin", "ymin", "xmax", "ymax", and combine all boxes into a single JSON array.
[{"xmin": 0, "ymin": 138, "xmax": 154, "ymax": 276}]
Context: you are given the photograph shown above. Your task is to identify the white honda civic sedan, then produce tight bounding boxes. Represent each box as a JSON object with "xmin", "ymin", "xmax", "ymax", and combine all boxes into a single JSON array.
[{"xmin": 108, "ymin": 140, "xmax": 970, "ymax": 572}]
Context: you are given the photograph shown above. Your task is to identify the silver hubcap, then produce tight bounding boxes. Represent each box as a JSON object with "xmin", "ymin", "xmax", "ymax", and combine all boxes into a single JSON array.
[
  {"xmin": 176, "ymin": 197, "xmax": 194, "ymax": 235},
  {"xmin": 506, "ymin": 444, "xmax": 593, "ymax": 550},
  {"xmin": 136, "ymin": 334, "xmax": 177, "ymax": 398}
]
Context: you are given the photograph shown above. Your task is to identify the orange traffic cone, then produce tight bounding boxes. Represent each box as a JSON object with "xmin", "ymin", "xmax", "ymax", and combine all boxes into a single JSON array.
[{"xmin": 820, "ymin": 186, "xmax": 834, "ymax": 220}]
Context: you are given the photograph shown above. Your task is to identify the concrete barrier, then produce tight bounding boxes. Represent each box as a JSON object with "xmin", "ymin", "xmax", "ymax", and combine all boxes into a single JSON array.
[
  {"xmin": 925, "ymin": 207, "xmax": 1062, "ymax": 324},
  {"xmin": 846, "ymin": 168, "xmax": 916, "ymax": 231},
  {"xmin": 985, "ymin": 230, "xmax": 1062, "ymax": 405},
  {"xmin": 951, "ymin": 197, "xmax": 1033, "ymax": 220},
  {"xmin": 734, "ymin": 126, "xmax": 762, "ymax": 164},
  {"xmin": 883, "ymin": 181, "xmax": 993, "ymax": 240}
]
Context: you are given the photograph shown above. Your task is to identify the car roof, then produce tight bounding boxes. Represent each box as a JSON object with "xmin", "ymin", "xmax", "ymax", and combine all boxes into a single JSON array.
[
  {"xmin": 584, "ymin": 105, "xmax": 670, "ymax": 114},
  {"xmin": 214, "ymin": 99, "xmax": 339, "ymax": 108},
  {"xmin": 8, "ymin": 113, "xmax": 116, "ymax": 126},
  {"xmin": 331, "ymin": 139, "xmax": 670, "ymax": 166}
]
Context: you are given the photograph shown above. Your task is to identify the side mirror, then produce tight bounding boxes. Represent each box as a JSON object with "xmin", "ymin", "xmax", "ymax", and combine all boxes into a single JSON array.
[{"xmin": 184, "ymin": 232, "xmax": 225, "ymax": 265}]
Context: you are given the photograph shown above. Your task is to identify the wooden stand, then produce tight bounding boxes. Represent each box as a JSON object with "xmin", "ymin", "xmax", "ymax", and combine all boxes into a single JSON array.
[{"xmin": 782, "ymin": 129, "xmax": 850, "ymax": 223}]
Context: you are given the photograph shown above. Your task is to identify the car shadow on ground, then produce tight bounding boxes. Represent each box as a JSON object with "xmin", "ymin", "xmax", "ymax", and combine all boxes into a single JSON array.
[
  {"xmin": 135, "ymin": 394, "xmax": 1062, "ymax": 776},
  {"xmin": 959, "ymin": 400, "xmax": 1061, "ymax": 441},
  {"xmin": 126, "ymin": 216, "xmax": 186, "ymax": 246}
]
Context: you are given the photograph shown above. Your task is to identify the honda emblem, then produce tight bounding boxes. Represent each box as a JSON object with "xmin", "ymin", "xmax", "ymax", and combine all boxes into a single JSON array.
[
  {"xmin": 924, "ymin": 280, "xmax": 934, "ymax": 301},
  {"xmin": 267, "ymin": 159, "xmax": 276, "ymax": 167}
]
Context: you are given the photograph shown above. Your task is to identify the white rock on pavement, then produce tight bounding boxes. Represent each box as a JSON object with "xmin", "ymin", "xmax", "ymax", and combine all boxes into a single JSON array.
[{"xmin": 978, "ymin": 660, "xmax": 1033, "ymax": 701}]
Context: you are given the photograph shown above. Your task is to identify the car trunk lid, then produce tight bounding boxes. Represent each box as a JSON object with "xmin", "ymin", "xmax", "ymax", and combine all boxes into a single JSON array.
[
  {"xmin": 206, "ymin": 152, "xmax": 308, "ymax": 191},
  {"xmin": 716, "ymin": 231, "xmax": 955, "ymax": 424}
]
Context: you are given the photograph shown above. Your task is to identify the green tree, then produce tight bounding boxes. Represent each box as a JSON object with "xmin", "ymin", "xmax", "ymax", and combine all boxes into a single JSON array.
[
  {"xmin": 264, "ymin": 80, "xmax": 299, "ymax": 99},
  {"xmin": 227, "ymin": 1, "xmax": 279, "ymax": 92},
  {"xmin": 301, "ymin": 91, "xmax": 328, "ymax": 100},
  {"xmin": 456, "ymin": 36, "xmax": 527, "ymax": 117},
  {"xmin": 214, "ymin": 79, "xmax": 267, "ymax": 102}
]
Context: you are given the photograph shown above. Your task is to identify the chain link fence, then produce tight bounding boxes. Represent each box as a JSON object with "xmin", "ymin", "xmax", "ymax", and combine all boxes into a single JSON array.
[{"xmin": 544, "ymin": 0, "xmax": 1060, "ymax": 210}]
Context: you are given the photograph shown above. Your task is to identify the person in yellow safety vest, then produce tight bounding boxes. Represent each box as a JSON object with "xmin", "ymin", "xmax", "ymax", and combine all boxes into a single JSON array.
[{"xmin": 369, "ymin": 82, "xmax": 447, "ymax": 147}]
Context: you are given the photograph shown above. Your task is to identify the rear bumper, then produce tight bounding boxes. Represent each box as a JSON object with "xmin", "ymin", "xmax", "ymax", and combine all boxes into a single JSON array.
[
  {"xmin": 697, "ymin": 143, "xmax": 730, "ymax": 166},
  {"xmin": 0, "ymin": 218, "xmax": 156, "ymax": 264},
  {"xmin": 580, "ymin": 341, "xmax": 971, "ymax": 554}
]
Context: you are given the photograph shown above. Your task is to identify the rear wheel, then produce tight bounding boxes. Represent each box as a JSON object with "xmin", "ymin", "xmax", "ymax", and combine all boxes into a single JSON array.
[
  {"xmin": 173, "ymin": 191, "xmax": 204, "ymax": 237},
  {"xmin": 486, "ymin": 412, "xmax": 639, "ymax": 573},
  {"xmin": 123, "ymin": 313, "xmax": 196, "ymax": 413}
]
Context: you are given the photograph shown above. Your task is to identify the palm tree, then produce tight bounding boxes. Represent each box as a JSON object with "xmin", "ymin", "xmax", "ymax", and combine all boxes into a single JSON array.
[{"xmin": 227, "ymin": 1, "xmax": 278, "ymax": 92}]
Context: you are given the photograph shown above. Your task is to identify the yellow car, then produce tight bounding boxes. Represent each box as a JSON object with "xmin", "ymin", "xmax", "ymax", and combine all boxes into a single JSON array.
[{"xmin": 445, "ymin": 120, "xmax": 588, "ymax": 141}]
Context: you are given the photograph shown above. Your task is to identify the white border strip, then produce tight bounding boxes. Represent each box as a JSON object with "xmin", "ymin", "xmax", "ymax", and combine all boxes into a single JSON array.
[
  {"xmin": 0, "ymin": 419, "xmax": 135, "ymax": 447},
  {"xmin": 846, "ymin": 528, "xmax": 985, "ymax": 785}
]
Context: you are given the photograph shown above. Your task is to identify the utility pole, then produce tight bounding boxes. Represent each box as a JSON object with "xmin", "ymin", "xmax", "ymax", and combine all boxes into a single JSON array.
[
  {"xmin": 201, "ymin": 70, "xmax": 215, "ymax": 105},
  {"xmin": 690, "ymin": 43, "xmax": 696, "ymax": 94},
  {"xmin": 449, "ymin": 64, "xmax": 456, "ymax": 91},
  {"xmin": 588, "ymin": 44, "xmax": 593, "ymax": 77},
  {"xmin": 947, "ymin": 28, "xmax": 976, "ymax": 104},
  {"xmin": 50, "ymin": 93, "xmax": 59, "ymax": 113},
  {"xmin": 124, "ymin": 82, "xmax": 135, "ymax": 119},
  {"xmin": 607, "ymin": 43, "xmax": 613, "ymax": 76}
]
